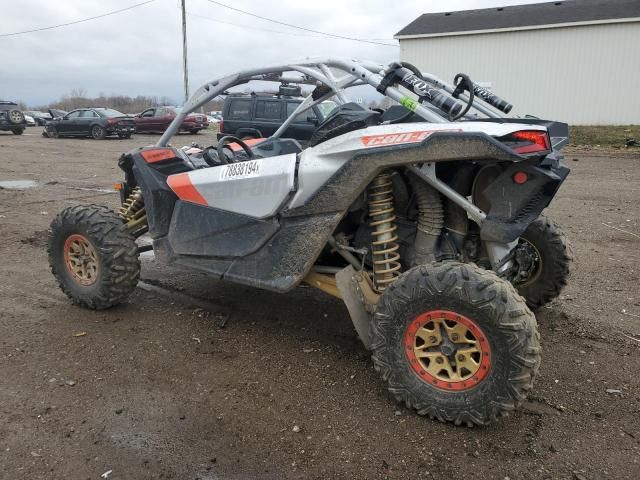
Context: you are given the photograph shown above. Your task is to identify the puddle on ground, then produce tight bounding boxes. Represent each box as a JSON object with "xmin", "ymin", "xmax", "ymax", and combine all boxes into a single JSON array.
[{"xmin": 0, "ymin": 180, "xmax": 37, "ymax": 189}]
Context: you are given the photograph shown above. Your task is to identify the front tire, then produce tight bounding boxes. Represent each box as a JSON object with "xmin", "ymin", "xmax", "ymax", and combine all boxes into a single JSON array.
[
  {"xmin": 514, "ymin": 216, "xmax": 573, "ymax": 309},
  {"xmin": 48, "ymin": 205, "xmax": 140, "ymax": 310},
  {"xmin": 118, "ymin": 133, "xmax": 131, "ymax": 139},
  {"xmin": 370, "ymin": 262, "xmax": 540, "ymax": 426},
  {"xmin": 91, "ymin": 125, "xmax": 106, "ymax": 140},
  {"xmin": 12, "ymin": 128, "xmax": 24, "ymax": 135}
]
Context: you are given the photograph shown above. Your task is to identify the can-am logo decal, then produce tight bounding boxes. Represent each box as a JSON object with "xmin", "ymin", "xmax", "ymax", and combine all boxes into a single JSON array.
[{"xmin": 360, "ymin": 129, "xmax": 460, "ymax": 147}]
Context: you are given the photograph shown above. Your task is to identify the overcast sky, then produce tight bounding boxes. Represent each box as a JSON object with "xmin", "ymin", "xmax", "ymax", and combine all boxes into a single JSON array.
[{"xmin": 1, "ymin": 0, "xmax": 544, "ymax": 107}]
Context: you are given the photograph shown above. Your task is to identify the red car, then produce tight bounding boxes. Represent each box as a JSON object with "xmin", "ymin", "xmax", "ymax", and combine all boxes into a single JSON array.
[{"xmin": 134, "ymin": 106, "xmax": 209, "ymax": 134}]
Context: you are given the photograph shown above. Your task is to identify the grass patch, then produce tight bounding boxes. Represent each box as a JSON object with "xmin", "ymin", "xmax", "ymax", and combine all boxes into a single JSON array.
[{"xmin": 569, "ymin": 125, "xmax": 640, "ymax": 147}]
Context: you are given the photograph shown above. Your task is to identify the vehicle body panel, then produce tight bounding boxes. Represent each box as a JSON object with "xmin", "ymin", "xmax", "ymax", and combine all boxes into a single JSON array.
[
  {"xmin": 289, "ymin": 121, "xmax": 546, "ymax": 209},
  {"xmin": 167, "ymin": 153, "xmax": 297, "ymax": 218},
  {"xmin": 135, "ymin": 106, "xmax": 208, "ymax": 133}
]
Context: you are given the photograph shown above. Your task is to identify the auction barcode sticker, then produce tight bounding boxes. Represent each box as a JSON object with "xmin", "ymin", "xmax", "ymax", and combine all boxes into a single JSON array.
[{"xmin": 219, "ymin": 160, "xmax": 262, "ymax": 181}]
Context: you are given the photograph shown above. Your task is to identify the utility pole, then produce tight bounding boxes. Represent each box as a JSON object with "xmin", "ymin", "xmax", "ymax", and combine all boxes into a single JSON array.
[{"xmin": 180, "ymin": 0, "xmax": 189, "ymax": 103}]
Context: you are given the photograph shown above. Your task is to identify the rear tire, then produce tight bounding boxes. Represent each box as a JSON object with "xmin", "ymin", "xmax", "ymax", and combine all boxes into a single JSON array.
[
  {"xmin": 91, "ymin": 125, "xmax": 106, "ymax": 140},
  {"xmin": 48, "ymin": 205, "xmax": 140, "ymax": 310},
  {"xmin": 370, "ymin": 262, "xmax": 540, "ymax": 426},
  {"xmin": 190, "ymin": 129, "xmax": 199, "ymax": 135},
  {"xmin": 12, "ymin": 128, "xmax": 24, "ymax": 135},
  {"xmin": 515, "ymin": 216, "xmax": 573, "ymax": 310}
]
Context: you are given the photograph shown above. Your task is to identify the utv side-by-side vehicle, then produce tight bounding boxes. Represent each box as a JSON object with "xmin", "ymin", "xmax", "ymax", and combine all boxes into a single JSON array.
[{"xmin": 48, "ymin": 58, "xmax": 572, "ymax": 426}]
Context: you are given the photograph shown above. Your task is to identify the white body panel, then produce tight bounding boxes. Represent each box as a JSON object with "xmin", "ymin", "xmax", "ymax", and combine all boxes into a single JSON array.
[
  {"xmin": 288, "ymin": 121, "xmax": 544, "ymax": 209},
  {"xmin": 183, "ymin": 153, "xmax": 296, "ymax": 218}
]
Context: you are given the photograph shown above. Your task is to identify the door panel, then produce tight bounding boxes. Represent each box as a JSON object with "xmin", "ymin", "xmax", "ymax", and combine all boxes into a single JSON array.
[
  {"xmin": 79, "ymin": 110, "xmax": 98, "ymax": 135},
  {"xmin": 137, "ymin": 109, "xmax": 155, "ymax": 132},
  {"xmin": 253, "ymin": 100, "xmax": 282, "ymax": 137},
  {"xmin": 168, "ymin": 201, "xmax": 280, "ymax": 257},
  {"xmin": 58, "ymin": 111, "xmax": 82, "ymax": 134},
  {"xmin": 283, "ymin": 102, "xmax": 318, "ymax": 140}
]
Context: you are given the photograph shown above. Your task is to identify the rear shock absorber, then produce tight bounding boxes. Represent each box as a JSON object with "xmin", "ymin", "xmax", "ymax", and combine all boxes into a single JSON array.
[
  {"xmin": 118, "ymin": 186, "xmax": 147, "ymax": 237},
  {"xmin": 368, "ymin": 172, "xmax": 401, "ymax": 292}
]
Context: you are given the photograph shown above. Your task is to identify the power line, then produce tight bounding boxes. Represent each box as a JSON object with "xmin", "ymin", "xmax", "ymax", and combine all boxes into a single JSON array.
[
  {"xmin": 203, "ymin": 0, "xmax": 397, "ymax": 47},
  {"xmin": 0, "ymin": 0, "xmax": 156, "ymax": 38},
  {"xmin": 189, "ymin": 12, "xmax": 395, "ymax": 42},
  {"xmin": 188, "ymin": 12, "xmax": 332, "ymax": 38}
]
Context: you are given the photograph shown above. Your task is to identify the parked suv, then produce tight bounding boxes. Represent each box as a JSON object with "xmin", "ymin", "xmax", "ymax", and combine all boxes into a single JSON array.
[
  {"xmin": 0, "ymin": 100, "xmax": 27, "ymax": 135},
  {"xmin": 219, "ymin": 87, "xmax": 337, "ymax": 141}
]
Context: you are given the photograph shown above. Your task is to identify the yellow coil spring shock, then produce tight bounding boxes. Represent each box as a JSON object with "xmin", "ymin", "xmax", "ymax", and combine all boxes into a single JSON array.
[
  {"xmin": 118, "ymin": 186, "xmax": 147, "ymax": 234},
  {"xmin": 368, "ymin": 172, "xmax": 401, "ymax": 291}
]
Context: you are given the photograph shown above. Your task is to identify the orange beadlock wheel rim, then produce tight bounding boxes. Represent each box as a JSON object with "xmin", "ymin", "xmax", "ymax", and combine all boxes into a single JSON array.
[
  {"xmin": 404, "ymin": 310, "xmax": 491, "ymax": 391},
  {"xmin": 63, "ymin": 234, "xmax": 99, "ymax": 286}
]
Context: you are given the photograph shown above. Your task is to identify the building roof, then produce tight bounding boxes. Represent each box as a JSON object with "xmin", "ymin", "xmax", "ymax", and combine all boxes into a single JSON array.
[{"xmin": 395, "ymin": 0, "xmax": 640, "ymax": 38}]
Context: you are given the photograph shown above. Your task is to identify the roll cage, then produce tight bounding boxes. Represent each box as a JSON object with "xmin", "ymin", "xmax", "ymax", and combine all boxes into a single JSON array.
[{"xmin": 157, "ymin": 57, "xmax": 511, "ymax": 147}]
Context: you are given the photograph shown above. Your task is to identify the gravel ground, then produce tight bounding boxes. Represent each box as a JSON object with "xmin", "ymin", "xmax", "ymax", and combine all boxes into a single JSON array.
[{"xmin": 1, "ymin": 127, "xmax": 639, "ymax": 480}]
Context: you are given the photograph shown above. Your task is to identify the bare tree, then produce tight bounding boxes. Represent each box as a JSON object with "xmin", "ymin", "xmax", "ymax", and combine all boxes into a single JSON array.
[
  {"xmin": 69, "ymin": 87, "xmax": 87, "ymax": 98},
  {"xmin": 40, "ymin": 90, "xmax": 176, "ymax": 114}
]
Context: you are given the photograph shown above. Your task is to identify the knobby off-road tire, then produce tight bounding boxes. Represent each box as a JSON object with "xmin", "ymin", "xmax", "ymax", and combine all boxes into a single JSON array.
[
  {"xmin": 48, "ymin": 205, "xmax": 140, "ymax": 309},
  {"xmin": 516, "ymin": 216, "xmax": 573, "ymax": 310},
  {"xmin": 370, "ymin": 262, "xmax": 540, "ymax": 426}
]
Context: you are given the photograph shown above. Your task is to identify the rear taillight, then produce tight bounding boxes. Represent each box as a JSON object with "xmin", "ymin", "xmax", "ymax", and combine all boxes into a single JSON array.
[
  {"xmin": 219, "ymin": 120, "xmax": 224, "ymax": 132},
  {"xmin": 503, "ymin": 130, "xmax": 551, "ymax": 155}
]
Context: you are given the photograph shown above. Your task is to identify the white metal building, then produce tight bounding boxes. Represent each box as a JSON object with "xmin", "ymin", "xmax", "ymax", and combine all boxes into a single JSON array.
[{"xmin": 395, "ymin": 0, "xmax": 640, "ymax": 125}]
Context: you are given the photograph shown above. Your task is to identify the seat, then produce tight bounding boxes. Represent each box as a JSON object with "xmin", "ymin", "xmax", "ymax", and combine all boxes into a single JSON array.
[{"xmin": 308, "ymin": 102, "xmax": 382, "ymax": 147}]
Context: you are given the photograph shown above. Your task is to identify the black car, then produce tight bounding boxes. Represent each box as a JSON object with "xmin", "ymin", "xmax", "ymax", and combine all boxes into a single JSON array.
[
  {"xmin": 0, "ymin": 100, "xmax": 27, "ymax": 135},
  {"xmin": 44, "ymin": 107, "xmax": 136, "ymax": 139},
  {"xmin": 219, "ymin": 87, "xmax": 337, "ymax": 141}
]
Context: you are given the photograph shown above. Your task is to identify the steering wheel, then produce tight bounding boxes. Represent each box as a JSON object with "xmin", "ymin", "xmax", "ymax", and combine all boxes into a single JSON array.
[{"xmin": 216, "ymin": 135, "xmax": 256, "ymax": 164}]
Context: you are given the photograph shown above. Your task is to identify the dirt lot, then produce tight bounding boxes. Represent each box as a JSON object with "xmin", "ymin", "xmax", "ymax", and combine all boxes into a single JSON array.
[{"xmin": 1, "ymin": 127, "xmax": 639, "ymax": 480}]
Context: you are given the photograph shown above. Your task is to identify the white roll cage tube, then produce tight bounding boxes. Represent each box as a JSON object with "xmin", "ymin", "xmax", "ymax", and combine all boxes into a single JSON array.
[{"xmin": 156, "ymin": 57, "xmax": 507, "ymax": 147}]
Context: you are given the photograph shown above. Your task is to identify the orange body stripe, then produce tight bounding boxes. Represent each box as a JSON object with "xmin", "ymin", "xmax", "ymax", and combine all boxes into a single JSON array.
[
  {"xmin": 166, "ymin": 173, "xmax": 208, "ymax": 206},
  {"xmin": 226, "ymin": 138, "xmax": 265, "ymax": 152},
  {"xmin": 140, "ymin": 148, "xmax": 175, "ymax": 163}
]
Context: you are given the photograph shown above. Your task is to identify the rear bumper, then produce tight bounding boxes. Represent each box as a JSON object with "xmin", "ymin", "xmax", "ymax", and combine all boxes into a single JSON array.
[
  {"xmin": 106, "ymin": 125, "xmax": 136, "ymax": 135},
  {"xmin": 181, "ymin": 121, "xmax": 209, "ymax": 131}
]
